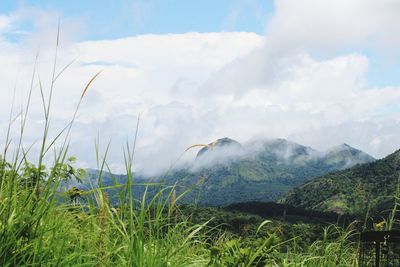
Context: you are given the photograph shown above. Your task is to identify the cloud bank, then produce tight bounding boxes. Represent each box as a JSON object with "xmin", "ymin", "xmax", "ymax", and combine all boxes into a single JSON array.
[{"xmin": 1, "ymin": 0, "xmax": 400, "ymax": 175}]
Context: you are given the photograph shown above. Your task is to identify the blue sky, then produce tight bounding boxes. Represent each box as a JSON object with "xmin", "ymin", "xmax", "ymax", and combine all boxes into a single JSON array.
[{"xmin": 0, "ymin": 0, "xmax": 274, "ymax": 38}]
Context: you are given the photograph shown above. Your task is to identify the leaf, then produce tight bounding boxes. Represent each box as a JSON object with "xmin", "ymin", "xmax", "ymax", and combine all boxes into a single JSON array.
[
  {"xmin": 68, "ymin": 156, "xmax": 76, "ymax": 163},
  {"xmin": 184, "ymin": 144, "xmax": 208, "ymax": 152},
  {"xmin": 256, "ymin": 220, "xmax": 272, "ymax": 235},
  {"xmin": 81, "ymin": 70, "xmax": 102, "ymax": 99}
]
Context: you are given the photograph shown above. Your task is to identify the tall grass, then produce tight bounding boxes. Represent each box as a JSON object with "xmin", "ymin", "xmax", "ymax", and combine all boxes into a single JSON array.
[{"xmin": 0, "ymin": 31, "xmax": 210, "ymax": 266}]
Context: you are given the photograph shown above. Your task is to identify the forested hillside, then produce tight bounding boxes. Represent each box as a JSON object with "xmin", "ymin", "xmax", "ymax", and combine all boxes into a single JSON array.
[{"xmin": 282, "ymin": 149, "xmax": 400, "ymax": 215}]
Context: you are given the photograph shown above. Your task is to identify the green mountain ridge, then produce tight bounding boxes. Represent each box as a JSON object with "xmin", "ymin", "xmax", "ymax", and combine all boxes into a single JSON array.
[
  {"xmin": 77, "ymin": 137, "xmax": 375, "ymax": 207},
  {"xmin": 281, "ymin": 148, "xmax": 400, "ymax": 215},
  {"xmin": 169, "ymin": 138, "xmax": 375, "ymax": 206}
]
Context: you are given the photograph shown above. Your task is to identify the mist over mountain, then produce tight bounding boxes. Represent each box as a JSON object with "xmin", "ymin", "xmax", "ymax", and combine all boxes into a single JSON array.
[
  {"xmin": 323, "ymin": 143, "xmax": 375, "ymax": 169},
  {"xmin": 75, "ymin": 137, "xmax": 375, "ymax": 206},
  {"xmin": 196, "ymin": 137, "xmax": 243, "ymax": 158}
]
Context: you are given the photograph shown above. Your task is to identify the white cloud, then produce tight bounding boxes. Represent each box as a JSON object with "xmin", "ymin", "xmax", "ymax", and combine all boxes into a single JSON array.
[
  {"xmin": 0, "ymin": 15, "xmax": 12, "ymax": 33},
  {"xmin": 0, "ymin": 29, "xmax": 264, "ymax": 174},
  {"xmin": 267, "ymin": 0, "xmax": 400, "ymax": 51},
  {"xmin": 1, "ymin": 1, "xmax": 400, "ymax": 175}
]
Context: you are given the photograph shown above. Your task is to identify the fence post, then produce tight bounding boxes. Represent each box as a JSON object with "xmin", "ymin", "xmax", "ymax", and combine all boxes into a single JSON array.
[{"xmin": 374, "ymin": 241, "xmax": 380, "ymax": 267}]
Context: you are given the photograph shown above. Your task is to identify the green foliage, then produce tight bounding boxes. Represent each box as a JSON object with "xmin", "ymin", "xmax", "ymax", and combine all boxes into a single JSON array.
[
  {"xmin": 67, "ymin": 186, "xmax": 85, "ymax": 203},
  {"xmin": 0, "ymin": 160, "xmax": 211, "ymax": 266},
  {"xmin": 205, "ymin": 221, "xmax": 357, "ymax": 267},
  {"xmin": 283, "ymin": 148, "xmax": 400, "ymax": 218},
  {"xmin": 20, "ymin": 162, "xmax": 48, "ymax": 187},
  {"xmin": 52, "ymin": 156, "xmax": 86, "ymax": 183},
  {"xmin": 208, "ymin": 235, "xmax": 281, "ymax": 267},
  {"xmin": 0, "ymin": 151, "xmax": 362, "ymax": 266}
]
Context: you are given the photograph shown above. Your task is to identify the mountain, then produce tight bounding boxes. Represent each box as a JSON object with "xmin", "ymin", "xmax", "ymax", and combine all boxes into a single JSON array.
[
  {"xmin": 165, "ymin": 138, "xmax": 374, "ymax": 206},
  {"xmin": 70, "ymin": 137, "xmax": 375, "ymax": 207},
  {"xmin": 322, "ymin": 143, "xmax": 375, "ymax": 169},
  {"xmin": 281, "ymin": 149, "xmax": 400, "ymax": 215}
]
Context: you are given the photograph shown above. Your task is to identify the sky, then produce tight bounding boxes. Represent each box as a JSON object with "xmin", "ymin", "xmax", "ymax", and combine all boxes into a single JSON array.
[{"xmin": 1, "ymin": 0, "xmax": 400, "ymax": 175}]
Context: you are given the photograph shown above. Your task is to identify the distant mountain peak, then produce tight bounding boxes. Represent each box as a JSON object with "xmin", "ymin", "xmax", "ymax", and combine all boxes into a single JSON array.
[
  {"xmin": 215, "ymin": 137, "xmax": 241, "ymax": 145},
  {"xmin": 323, "ymin": 143, "xmax": 375, "ymax": 168},
  {"xmin": 196, "ymin": 137, "xmax": 242, "ymax": 158},
  {"xmin": 328, "ymin": 143, "xmax": 355, "ymax": 151},
  {"xmin": 327, "ymin": 143, "xmax": 366, "ymax": 154}
]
